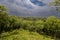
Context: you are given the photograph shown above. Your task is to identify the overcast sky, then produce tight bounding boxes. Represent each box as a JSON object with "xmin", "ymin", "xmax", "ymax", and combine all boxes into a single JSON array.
[{"xmin": 0, "ymin": 0, "xmax": 60, "ymax": 17}]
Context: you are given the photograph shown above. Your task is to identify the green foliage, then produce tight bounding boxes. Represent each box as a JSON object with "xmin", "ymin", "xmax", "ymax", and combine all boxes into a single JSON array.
[
  {"xmin": 34, "ymin": 20, "xmax": 44, "ymax": 33},
  {"xmin": 53, "ymin": 0, "xmax": 60, "ymax": 11},
  {"xmin": 0, "ymin": 29, "xmax": 54, "ymax": 40},
  {"xmin": 0, "ymin": 5, "xmax": 60, "ymax": 39},
  {"xmin": 49, "ymin": 0, "xmax": 60, "ymax": 11},
  {"xmin": 0, "ymin": 5, "xmax": 8, "ymax": 33},
  {"xmin": 0, "ymin": 5, "xmax": 7, "ymax": 12}
]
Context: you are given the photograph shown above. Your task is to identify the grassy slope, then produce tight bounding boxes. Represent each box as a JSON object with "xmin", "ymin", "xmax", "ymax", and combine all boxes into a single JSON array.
[{"xmin": 0, "ymin": 29, "xmax": 54, "ymax": 40}]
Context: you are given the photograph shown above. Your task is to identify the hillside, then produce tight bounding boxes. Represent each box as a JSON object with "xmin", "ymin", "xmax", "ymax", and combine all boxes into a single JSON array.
[{"xmin": 0, "ymin": 29, "xmax": 54, "ymax": 40}]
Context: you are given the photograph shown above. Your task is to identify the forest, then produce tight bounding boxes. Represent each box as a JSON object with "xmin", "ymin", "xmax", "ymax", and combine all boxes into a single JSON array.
[{"xmin": 0, "ymin": 0, "xmax": 60, "ymax": 40}]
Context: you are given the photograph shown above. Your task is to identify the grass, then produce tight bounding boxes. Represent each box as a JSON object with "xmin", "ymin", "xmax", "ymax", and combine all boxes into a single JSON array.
[{"xmin": 0, "ymin": 29, "xmax": 54, "ymax": 40}]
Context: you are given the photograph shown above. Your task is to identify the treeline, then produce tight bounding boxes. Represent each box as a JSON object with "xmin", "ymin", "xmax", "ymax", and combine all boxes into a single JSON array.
[{"xmin": 0, "ymin": 5, "xmax": 60, "ymax": 38}]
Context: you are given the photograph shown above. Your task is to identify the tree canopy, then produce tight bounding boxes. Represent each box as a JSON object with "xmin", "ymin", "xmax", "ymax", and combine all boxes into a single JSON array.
[{"xmin": 54, "ymin": 0, "xmax": 60, "ymax": 11}]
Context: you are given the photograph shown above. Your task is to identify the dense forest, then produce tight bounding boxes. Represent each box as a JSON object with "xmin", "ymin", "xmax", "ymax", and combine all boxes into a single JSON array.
[{"xmin": 0, "ymin": 5, "xmax": 60, "ymax": 40}]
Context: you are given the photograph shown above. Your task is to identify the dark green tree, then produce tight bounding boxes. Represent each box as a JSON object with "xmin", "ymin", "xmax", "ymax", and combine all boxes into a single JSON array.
[{"xmin": 0, "ymin": 5, "xmax": 9, "ymax": 33}]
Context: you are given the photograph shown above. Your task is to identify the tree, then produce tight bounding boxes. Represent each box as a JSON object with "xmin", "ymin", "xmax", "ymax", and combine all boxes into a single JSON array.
[
  {"xmin": 52, "ymin": 0, "xmax": 60, "ymax": 11},
  {"xmin": 44, "ymin": 16, "xmax": 60, "ymax": 37},
  {"xmin": 54, "ymin": 0, "xmax": 60, "ymax": 11},
  {"xmin": 8, "ymin": 16, "xmax": 21, "ymax": 30},
  {"xmin": 0, "ymin": 5, "xmax": 8, "ymax": 33},
  {"xmin": 49, "ymin": 0, "xmax": 60, "ymax": 11},
  {"xmin": 34, "ymin": 20, "xmax": 44, "ymax": 33}
]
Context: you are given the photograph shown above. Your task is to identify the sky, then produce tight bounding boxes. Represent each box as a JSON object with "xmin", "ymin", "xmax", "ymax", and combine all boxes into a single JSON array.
[{"xmin": 0, "ymin": 0, "xmax": 60, "ymax": 17}]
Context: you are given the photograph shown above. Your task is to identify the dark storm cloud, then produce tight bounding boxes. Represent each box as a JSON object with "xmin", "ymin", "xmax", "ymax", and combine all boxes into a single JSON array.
[
  {"xmin": 30, "ymin": 0, "xmax": 46, "ymax": 6},
  {"xmin": 0, "ymin": 0, "xmax": 60, "ymax": 17}
]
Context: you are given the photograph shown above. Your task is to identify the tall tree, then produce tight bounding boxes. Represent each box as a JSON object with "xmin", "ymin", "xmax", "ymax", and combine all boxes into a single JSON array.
[{"xmin": 0, "ymin": 5, "xmax": 8, "ymax": 33}]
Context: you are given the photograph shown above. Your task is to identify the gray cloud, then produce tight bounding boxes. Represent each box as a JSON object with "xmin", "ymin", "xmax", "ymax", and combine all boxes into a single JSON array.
[{"xmin": 0, "ymin": 0, "xmax": 60, "ymax": 17}]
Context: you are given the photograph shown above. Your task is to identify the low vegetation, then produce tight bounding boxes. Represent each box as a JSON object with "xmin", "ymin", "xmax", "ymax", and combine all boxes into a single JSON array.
[{"xmin": 0, "ymin": 29, "xmax": 54, "ymax": 40}]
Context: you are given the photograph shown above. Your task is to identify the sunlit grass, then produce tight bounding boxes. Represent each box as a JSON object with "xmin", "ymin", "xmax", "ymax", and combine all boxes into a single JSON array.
[{"xmin": 0, "ymin": 29, "xmax": 54, "ymax": 40}]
